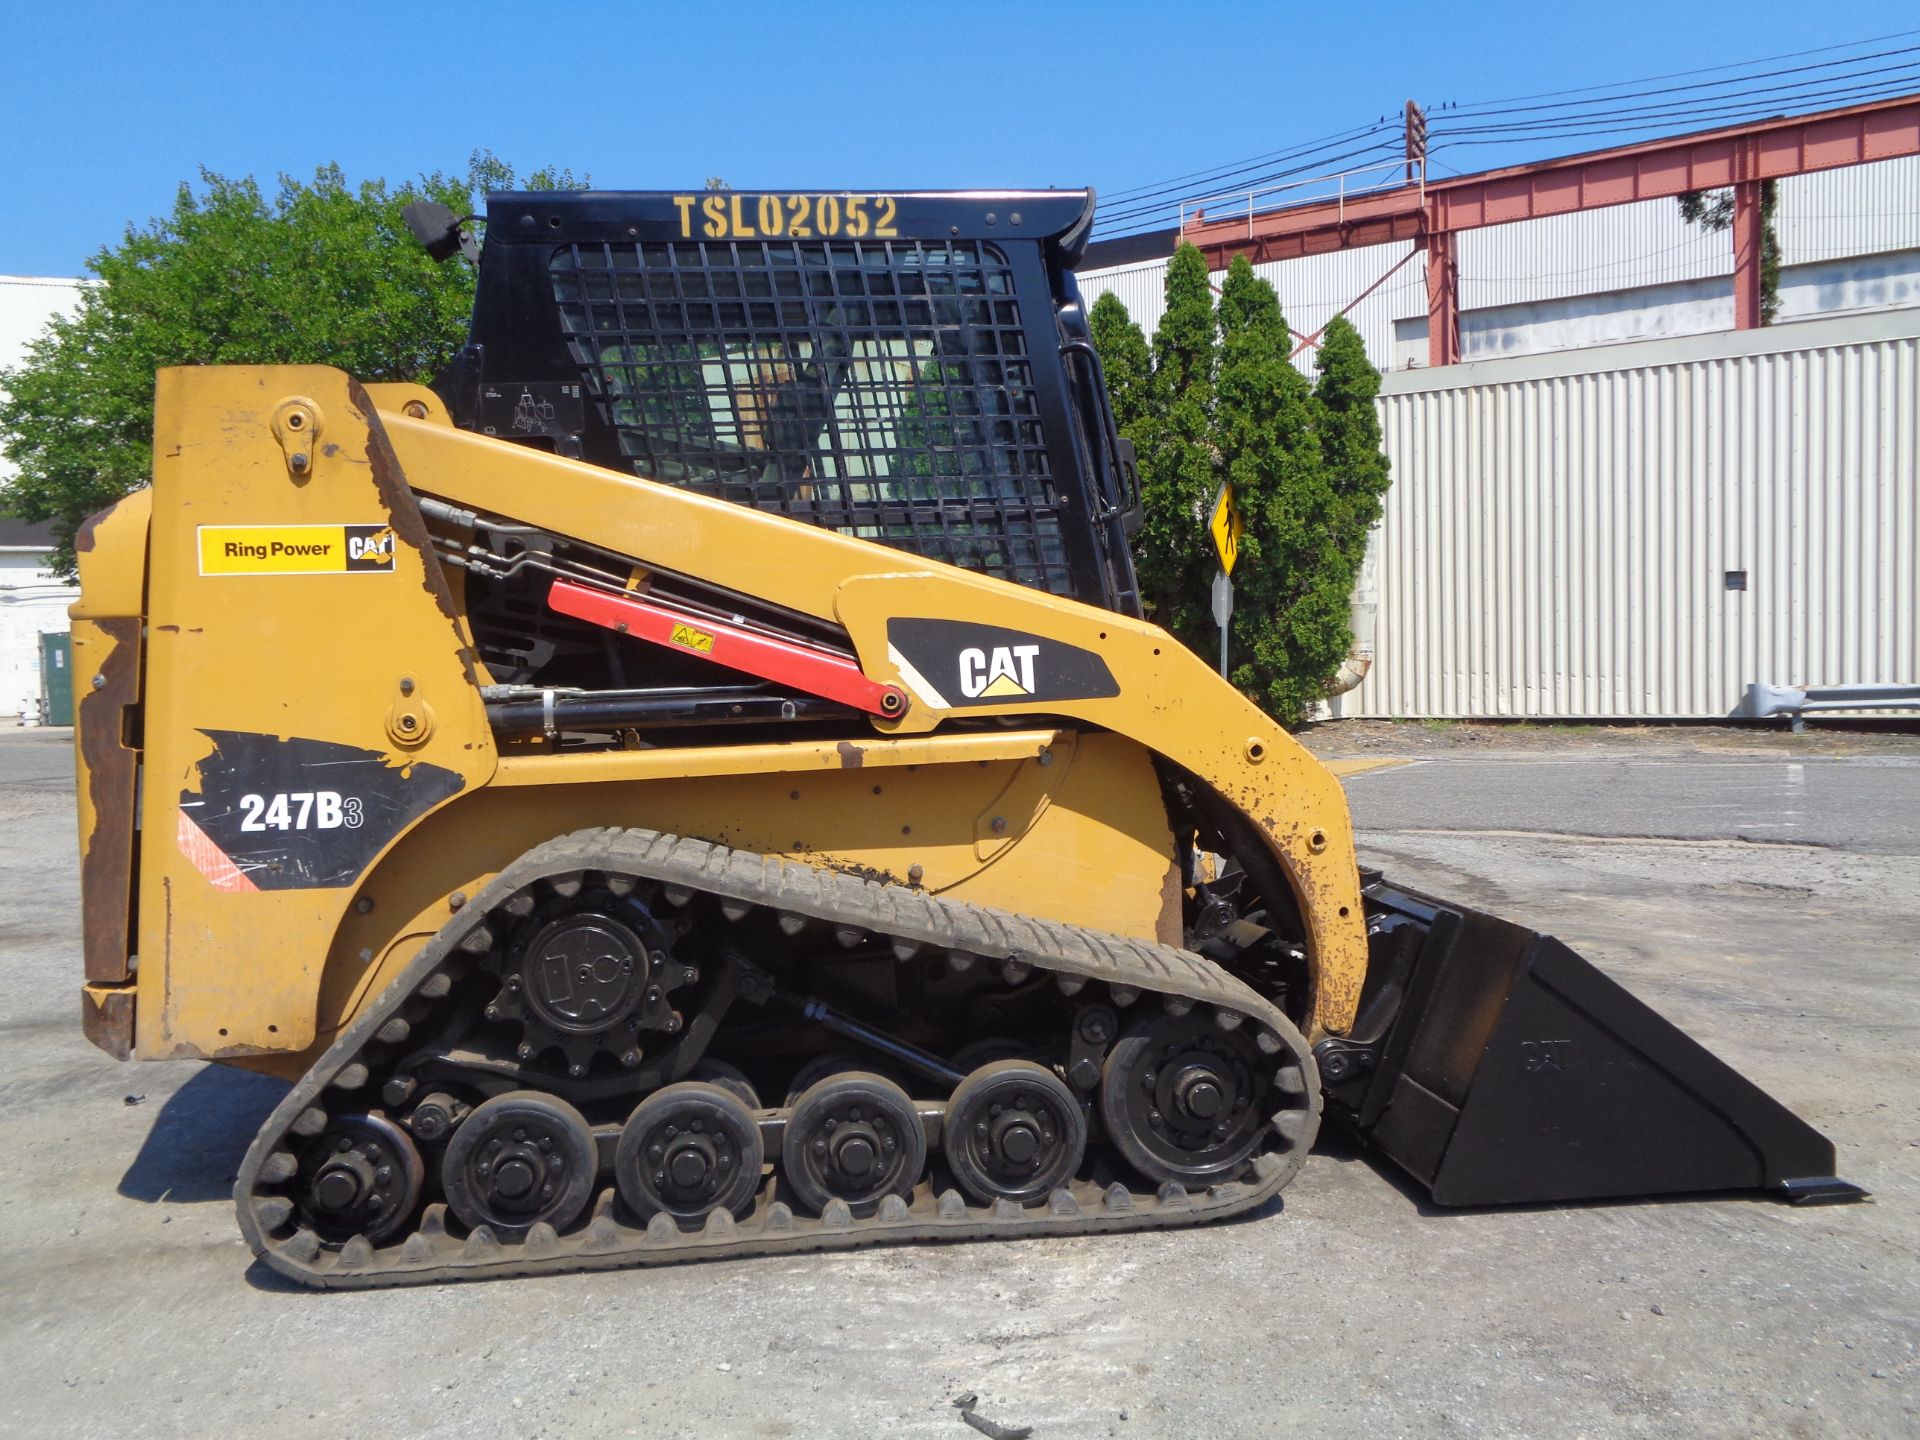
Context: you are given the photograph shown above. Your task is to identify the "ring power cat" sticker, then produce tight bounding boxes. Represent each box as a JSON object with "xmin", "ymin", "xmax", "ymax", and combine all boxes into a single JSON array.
[{"xmin": 197, "ymin": 524, "xmax": 397, "ymax": 576}]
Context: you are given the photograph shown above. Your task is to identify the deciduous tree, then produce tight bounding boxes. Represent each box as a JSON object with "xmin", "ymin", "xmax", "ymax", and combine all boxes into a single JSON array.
[
  {"xmin": 1678, "ymin": 182, "xmax": 1781, "ymax": 324},
  {"xmin": 0, "ymin": 152, "xmax": 582, "ymax": 575}
]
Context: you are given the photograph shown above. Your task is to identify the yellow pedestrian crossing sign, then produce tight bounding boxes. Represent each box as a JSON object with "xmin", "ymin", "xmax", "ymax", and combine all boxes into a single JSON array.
[{"xmin": 1209, "ymin": 483, "xmax": 1244, "ymax": 576}]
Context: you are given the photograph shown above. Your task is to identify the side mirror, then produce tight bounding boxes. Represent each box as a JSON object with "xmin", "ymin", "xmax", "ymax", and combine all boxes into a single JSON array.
[{"xmin": 402, "ymin": 201, "xmax": 476, "ymax": 264}]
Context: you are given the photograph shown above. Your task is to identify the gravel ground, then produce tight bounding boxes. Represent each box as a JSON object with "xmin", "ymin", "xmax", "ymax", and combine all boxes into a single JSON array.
[{"xmin": 1, "ymin": 724, "xmax": 1915, "ymax": 1440}]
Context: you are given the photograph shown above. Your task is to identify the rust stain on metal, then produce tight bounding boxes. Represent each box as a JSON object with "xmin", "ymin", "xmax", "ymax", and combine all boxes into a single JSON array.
[
  {"xmin": 80, "ymin": 987, "xmax": 135, "ymax": 1060},
  {"xmin": 814, "ymin": 856, "xmax": 903, "ymax": 888},
  {"xmin": 346, "ymin": 382, "xmax": 478, "ymax": 689},
  {"xmin": 1156, "ymin": 858, "xmax": 1185, "ymax": 946},
  {"xmin": 73, "ymin": 496, "xmax": 129, "ymax": 555},
  {"xmin": 77, "ymin": 618, "xmax": 141, "ymax": 984}
]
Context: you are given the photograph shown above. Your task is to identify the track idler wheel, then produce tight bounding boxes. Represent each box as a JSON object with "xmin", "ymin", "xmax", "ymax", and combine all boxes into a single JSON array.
[
  {"xmin": 442, "ymin": 1090, "xmax": 596, "ymax": 1241},
  {"xmin": 782, "ymin": 1072, "xmax": 926, "ymax": 1218},
  {"xmin": 614, "ymin": 1081, "xmax": 765, "ymax": 1226},
  {"xmin": 943, "ymin": 1060, "xmax": 1088, "ymax": 1207},
  {"xmin": 294, "ymin": 1113, "xmax": 424, "ymax": 1244},
  {"xmin": 1100, "ymin": 1013, "xmax": 1279, "ymax": 1186}
]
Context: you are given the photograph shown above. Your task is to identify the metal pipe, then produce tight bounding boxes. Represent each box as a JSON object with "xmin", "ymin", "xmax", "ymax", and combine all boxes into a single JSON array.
[
  {"xmin": 1738, "ymin": 681, "xmax": 1920, "ymax": 733},
  {"xmin": 796, "ymin": 997, "xmax": 967, "ymax": 1088},
  {"xmin": 485, "ymin": 686, "xmax": 848, "ymax": 737},
  {"xmin": 1326, "ymin": 538, "xmax": 1379, "ymax": 698}
]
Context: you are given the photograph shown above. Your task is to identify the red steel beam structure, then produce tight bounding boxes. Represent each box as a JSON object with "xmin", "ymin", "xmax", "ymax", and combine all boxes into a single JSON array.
[{"xmin": 1182, "ymin": 96, "xmax": 1920, "ymax": 366}]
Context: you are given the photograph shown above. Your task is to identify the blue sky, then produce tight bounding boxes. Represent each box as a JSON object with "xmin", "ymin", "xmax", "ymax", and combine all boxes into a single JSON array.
[{"xmin": 2, "ymin": 1, "xmax": 1915, "ymax": 275}]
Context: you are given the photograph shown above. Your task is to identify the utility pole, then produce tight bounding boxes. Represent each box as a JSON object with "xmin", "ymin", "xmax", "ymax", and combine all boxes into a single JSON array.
[{"xmin": 1404, "ymin": 100, "xmax": 1428, "ymax": 186}]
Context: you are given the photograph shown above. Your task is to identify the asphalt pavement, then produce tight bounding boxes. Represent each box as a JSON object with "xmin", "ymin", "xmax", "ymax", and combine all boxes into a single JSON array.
[
  {"xmin": 1341, "ymin": 751, "xmax": 1920, "ymax": 854},
  {"xmin": 2, "ymin": 725, "xmax": 1915, "ymax": 1440}
]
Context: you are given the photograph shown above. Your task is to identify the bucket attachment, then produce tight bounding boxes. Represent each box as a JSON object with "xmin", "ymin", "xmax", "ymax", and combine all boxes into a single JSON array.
[{"xmin": 1317, "ymin": 879, "xmax": 1866, "ymax": 1208}]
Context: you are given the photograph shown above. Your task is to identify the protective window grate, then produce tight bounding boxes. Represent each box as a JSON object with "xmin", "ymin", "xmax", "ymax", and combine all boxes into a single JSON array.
[{"xmin": 550, "ymin": 237, "xmax": 1071, "ymax": 594}]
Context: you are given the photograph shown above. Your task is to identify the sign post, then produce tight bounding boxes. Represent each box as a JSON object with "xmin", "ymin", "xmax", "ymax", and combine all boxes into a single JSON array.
[
  {"xmin": 1210, "ymin": 569, "xmax": 1233, "ymax": 676},
  {"xmin": 1208, "ymin": 483, "xmax": 1244, "ymax": 679}
]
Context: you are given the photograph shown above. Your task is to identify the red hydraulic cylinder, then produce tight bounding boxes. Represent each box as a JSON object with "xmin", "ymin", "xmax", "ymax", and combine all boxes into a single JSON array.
[{"xmin": 547, "ymin": 578, "xmax": 908, "ymax": 718}]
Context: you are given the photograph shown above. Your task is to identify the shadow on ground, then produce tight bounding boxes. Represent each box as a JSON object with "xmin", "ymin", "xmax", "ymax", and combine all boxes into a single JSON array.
[{"xmin": 119, "ymin": 1064, "xmax": 290, "ymax": 1204}]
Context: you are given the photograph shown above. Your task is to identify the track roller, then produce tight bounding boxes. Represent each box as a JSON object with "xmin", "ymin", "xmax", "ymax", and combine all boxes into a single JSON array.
[
  {"xmin": 943, "ymin": 1060, "xmax": 1088, "ymax": 1207},
  {"xmin": 293, "ymin": 1113, "xmax": 423, "ymax": 1244},
  {"xmin": 782, "ymin": 1072, "xmax": 926, "ymax": 1218},
  {"xmin": 614, "ymin": 1081, "xmax": 764, "ymax": 1227},
  {"xmin": 441, "ymin": 1090, "xmax": 597, "ymax": 1241}
]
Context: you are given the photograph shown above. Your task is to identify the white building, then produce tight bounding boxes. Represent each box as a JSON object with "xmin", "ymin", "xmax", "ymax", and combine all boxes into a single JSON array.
[
  {"xmin": 0, "ymin": 276, "xmax": 86, "ymax": 723},
  {"xmin": 1077, "ymin": 156, "xmax": 1920, "ymax": 376}
]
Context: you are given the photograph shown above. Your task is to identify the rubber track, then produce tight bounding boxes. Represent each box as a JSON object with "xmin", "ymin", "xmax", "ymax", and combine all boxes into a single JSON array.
[{"xmin": 234, "ymin": 827, "xmax": 1321, "ymax": 1288}]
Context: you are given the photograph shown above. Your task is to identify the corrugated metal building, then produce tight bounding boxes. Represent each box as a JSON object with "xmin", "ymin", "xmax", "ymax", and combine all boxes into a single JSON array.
[
  {"xmin": 1077, "ymin": 156, "xmax": 1919, "ymax": 720},
  {"xmin": 1332, "ymin": 309, "xmax": 1918, "ymax": 719}
]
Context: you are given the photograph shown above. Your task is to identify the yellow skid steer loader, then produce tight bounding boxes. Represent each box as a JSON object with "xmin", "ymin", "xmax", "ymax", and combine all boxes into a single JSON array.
[{"xmin": 71, "ymin": 189, "xmax": 1860, "ymax": 1288}]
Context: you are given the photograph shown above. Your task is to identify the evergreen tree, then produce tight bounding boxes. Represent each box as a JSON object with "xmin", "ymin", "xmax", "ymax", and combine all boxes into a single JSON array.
[
  {"xmin": 1313, "ymin": 316, "xmax": 1391, "ymax": 562},
  {"xmin": 1212, "ymin": 257, "xmax": 1352, "ymax": 726},
  {"xmin": 1132, "ymin": 243, "xmax": 1217, "ymax": 640},
  {"xmin": 1087, "ymin": 290, "xmax": 1151, "ymax": 434}
]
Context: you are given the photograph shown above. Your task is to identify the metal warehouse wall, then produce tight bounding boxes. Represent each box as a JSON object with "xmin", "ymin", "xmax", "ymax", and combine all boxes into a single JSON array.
[{"xmin": 1332, "ymin": 308, "xmax": 1919, "ymax": 719}]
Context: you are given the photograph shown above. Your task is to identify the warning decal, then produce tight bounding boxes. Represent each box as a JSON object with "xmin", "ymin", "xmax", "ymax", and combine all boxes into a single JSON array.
[
  {"xmin": 669, "ymin": 622, "xmax": 716, "ymax": 654},
  {"xmin": 197, "ymin": 524, "xmax": 397, "ymax": 576}
]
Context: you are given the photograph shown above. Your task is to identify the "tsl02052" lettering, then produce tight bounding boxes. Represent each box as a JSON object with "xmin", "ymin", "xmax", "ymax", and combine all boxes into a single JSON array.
[{"xmin": 671, "ymin": 193, "xmax": 900, "ymax": 242}]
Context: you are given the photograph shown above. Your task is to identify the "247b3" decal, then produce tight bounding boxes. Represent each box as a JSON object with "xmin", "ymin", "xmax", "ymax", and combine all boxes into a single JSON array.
[{"xmin": 237, "ymin": 790, "xmax": 365, "ymax": 832}]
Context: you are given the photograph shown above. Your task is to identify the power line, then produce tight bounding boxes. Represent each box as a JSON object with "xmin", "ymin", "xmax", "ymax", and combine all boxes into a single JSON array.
[
  {"xmin": 1436, "ymin": 43, "xmax": 1920, "ymax": 123},
  {"xmin": 1093, "ymin": 130, "xmax": 1401, "ymax": 231},
  {"xmin": 1432, "ymin": 27, "xmax": 1920, "ymax": 111},
  {"xmin": 1089, "ymin": 28, "xmax": 1920, "ymax": 242},
  {"xmin": 1095, "ymin": 138, "xmax": 1401, "ymax": 228},
  {"xmin": 1100, "ymin": 119, "xmax": 1395, "ymax": 204},
  {"xmin": 1105, "ymin": 141, "xmax": 1405, "ymax": 225},
  {"xmin": 1429, "ymin": 75, "xmax": 1920, "ymax": 148},
  {"xmin": 1096, "ymin": 138, "xmax": 1405, "ymax": 236},
  {"xmin": 1432, "ymin": 62, "xmax": 1920, "ymax": 136}
]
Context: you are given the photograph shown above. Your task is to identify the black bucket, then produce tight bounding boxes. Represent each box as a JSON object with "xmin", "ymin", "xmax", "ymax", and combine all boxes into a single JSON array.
[{"xmin": 1317, "ymin": 881, "xmax": 1865, "ymax": 1207}]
